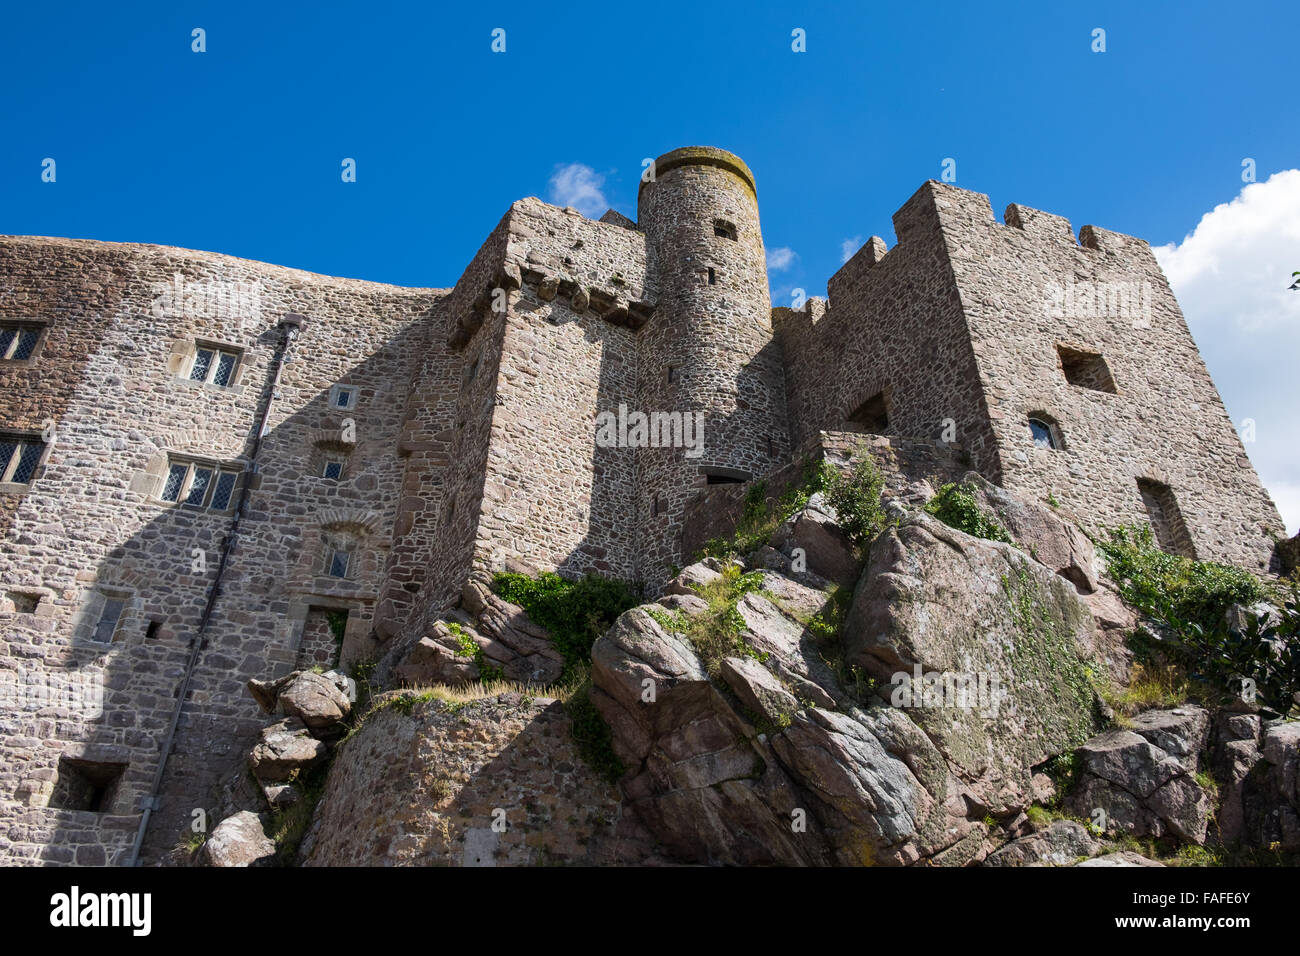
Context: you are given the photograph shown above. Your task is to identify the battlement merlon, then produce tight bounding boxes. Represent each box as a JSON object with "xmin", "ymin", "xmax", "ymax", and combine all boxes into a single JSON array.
[{"xmin": 888, "ymin": 180, "xmax": 1159, "ymax": 260}]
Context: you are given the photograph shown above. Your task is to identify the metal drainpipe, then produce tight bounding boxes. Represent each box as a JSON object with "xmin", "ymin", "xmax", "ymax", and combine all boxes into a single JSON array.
[{"xmin": 127, "ymin": 312, "xmax": 305, "ymax": 866}]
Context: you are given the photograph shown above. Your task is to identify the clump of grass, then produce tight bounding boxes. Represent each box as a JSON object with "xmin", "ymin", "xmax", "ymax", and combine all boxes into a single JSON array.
[
  {"xmin": 1097, "ymin": 662, "xmax": 1193, "ymax": 721},
  {"xmin": 650, "ymin": 564, "xmax": 767, "ymax": 677}
]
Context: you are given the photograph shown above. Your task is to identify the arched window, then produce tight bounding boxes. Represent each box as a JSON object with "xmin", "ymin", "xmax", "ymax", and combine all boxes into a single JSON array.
[
  {"xmin": 713, "ymin": 219, "xmax": 738, "ymax": 241},
  {"xmin": 1028, "ymin": 416, "xmax": 1060, "ymax": 450}
]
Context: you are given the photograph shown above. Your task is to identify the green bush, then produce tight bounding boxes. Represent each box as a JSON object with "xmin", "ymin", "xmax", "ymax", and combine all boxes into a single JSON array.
[
  {"xmin": 822, "ymin": 453, "xmax": 888, "ymax": 548},
  {"xmin": 1098, "ymin": 525, "xmax": 1297, "ymax": 717},
  {"xmin": 1098, "ymin": 525, "xmax": 1266, "ymax": 634},
  {"xmin": 492, "ymin": 571, "xmax": 639, "ymax": 680},
  {"xmin": 924, "ymin": 483, "xmax": 1013, "ymax": 543}
]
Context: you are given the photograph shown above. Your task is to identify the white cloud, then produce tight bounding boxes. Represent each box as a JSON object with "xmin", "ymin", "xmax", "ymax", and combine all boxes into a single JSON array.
[
  {"xmin": 840, "ymin": 236, "xmax": 863, "ymax": 263},
  {"xmin": 547, "ymin": 163, "xmax": 608, "ymax": 218},
  {"xmin": 766, "ymin": 246, "xmax": 797, "ymax": 271},
  {"xmin": 1153, "ymin": 169, "xmax": 1300, "ymax": 535}
]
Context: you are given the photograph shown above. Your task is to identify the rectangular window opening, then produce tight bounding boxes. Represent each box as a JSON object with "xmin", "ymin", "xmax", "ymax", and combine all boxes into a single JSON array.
[
  {"xmin": 0, "ymin": 323, "xmax": 43, "ymax": 361},
  {"xmin": 189, "ymin": 344, "xmax": 240, "ymax": 387},
  {"xmin": 93, "ymin": 597, "xmax": 126, "ymax": 643},
  {"xmin": 328, "ymin": 549, "xmax": 351, "ymax": 579},
  {"xmin": 49, "ymin": 757, "xmax": 127, "ymax": 813},
  {"xmin": 1058, "ymin": 345, "xmax": 1117, "ymax": 393}
]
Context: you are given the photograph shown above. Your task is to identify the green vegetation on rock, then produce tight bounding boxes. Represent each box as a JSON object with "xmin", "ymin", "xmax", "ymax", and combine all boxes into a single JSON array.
[
  {"xmin": 492, "ymin": 571, "xmax": 639, "ymax": 680},
  {"xmin": 925, "ymin": 482, "xmax": 1013, "ymax": 543}
]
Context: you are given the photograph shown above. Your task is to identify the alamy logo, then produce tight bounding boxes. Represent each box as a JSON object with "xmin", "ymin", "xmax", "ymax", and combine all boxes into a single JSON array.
[
  {"xmin": 149, "ymin": 272, "xmax": 263, "ymax": 325},
  {"xmin": 594, "ymin": 404, "xmax": 705, "ymax": 459},
  {"xmin": 889, "ymin": 664, "xmax": 1007, "ymax": 718},
  {"xmin": 49, "ymin": 886, "xmax": 151, "ymax": 936},
  {"xmin": 1043, "ymin": 279, "xmax": 1152, "ymax": 326}
]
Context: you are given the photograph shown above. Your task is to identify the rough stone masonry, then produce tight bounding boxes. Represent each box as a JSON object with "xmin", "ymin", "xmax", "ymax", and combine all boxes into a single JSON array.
[{"xmin": 0, "ymin": 145, "xmax": 1285, "ymax": 865}]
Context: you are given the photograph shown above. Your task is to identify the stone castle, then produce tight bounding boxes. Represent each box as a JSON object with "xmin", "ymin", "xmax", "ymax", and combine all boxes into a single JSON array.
[{"xmin": 0, "ymin": 145, "xmax": 1286, "ymax": 865}]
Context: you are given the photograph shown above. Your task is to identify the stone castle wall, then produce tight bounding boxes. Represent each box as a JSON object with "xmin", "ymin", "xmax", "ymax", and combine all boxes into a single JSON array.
[
  {"xmin": 0, "ymin": 235, "xmax": 441, "ymax": 864},
  {"xmin": 0, "ymin": 148, "xmax": 1287, "ymax": 867},
  {"xmin": 777, "ymin": 181, "xmax": 1284, "ymax": 570}
]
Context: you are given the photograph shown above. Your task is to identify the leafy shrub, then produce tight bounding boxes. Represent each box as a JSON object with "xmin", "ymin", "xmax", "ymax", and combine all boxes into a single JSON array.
[
  {"xmin": 1098, "ymin": 525, "xmax": 1267, "ymax": 633},
  {"xmin": 822, "ymin": 453, "xmax": 888, "ymax": 548},
  {"xmin": 924, "ymin": 483, "xmax": 1013, "ymax": 543},
  {"xmin": 492, "ymin": 572, "xmax": 639, "ymax": 680},
  {"xmin": 1099, "ymin": 525, "xmax": 1297, "ymax": 717},
  {"xmin": 696, "ymin": 458, "xmax": 837, "ymax": 561}
]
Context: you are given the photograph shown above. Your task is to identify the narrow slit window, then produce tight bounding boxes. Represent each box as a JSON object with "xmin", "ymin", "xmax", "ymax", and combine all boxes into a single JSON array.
[
  {"xmin": 707, "ymin": 267, "xmax": 717, "ymax": 285},
  {"xmin": 1137, "ymin": 478, "xmax": 1196, "ymax": 558}
]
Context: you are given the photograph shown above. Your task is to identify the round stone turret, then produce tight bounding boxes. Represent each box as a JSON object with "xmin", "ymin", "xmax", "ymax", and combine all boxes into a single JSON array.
[{"xmin": 635, "ymin": 146, "xmax": 789, "ymax": 585}]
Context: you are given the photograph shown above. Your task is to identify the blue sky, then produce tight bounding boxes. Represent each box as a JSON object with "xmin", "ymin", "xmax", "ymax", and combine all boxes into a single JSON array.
[{"xmin": 3, "ymin": 1, "xmax": 1298, "ymax": 530}]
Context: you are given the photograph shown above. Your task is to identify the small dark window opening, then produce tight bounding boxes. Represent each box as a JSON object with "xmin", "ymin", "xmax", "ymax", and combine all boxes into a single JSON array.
[
  {"xmin": 49, "ymin": 757, "xmax": 127, "ymax": 813},
  {"xmin": 9, "ymin": 591, "xmax": 39, "ymax": 614},
  {"xmin": 653, "ymin": 496, "xmax": 665, "ymax": 516},
  {"xmin": 765, "ymin": 435, "xmax": 774, "ymax": 457},
  {"xmin": 703, "ymin": 468, "xmax": 752, "ymax": 485},
  {"xmin": 1058, "ymin": 345, "xmax": 1117, "ymax": 393},
  {"xmin": 707, "ymin": 268, "xmax": 716, "ymax": 285},
  {"xmin": 145, "ymin": 620, "xmax": 162, "ymax": 640},
  {"xmin": 847, "ymin": 392, "xmax": 890, "ymax": 434},
  {"xmin": 1137, "ymin": 478, "xmax": 1196, "ymax": 558},
  {"xmin": 713, "ymin": 220, "xmax": 738, "ymax": 241},
  {"xmin": 1028, "ymin": 417, "xmax": 1059, "ymax": 450},
  {"xmin": 666, "ymin": 366, "xmax": 678, "ymax": 384}
]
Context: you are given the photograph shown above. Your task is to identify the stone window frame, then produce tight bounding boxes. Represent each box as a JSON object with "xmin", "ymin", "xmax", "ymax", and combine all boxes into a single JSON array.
[
  {"xmin": 327, "ymin": 547, "xmax": 353, "ymax": 580},
  {"xmin": 0, "ymin": 429, "xmax": 51, "ymax": 493},
  {"xmin": 321, "ymin": 455, "xmax": 346, "ymax": 481},
  {"xmin": 169, "ymin": 337, "xmax": 247, "ymax": 393},
  {"xmin": 73, "ymin": 585, "xmax": 139, "ymax": 647},
  {"xmin": 713, "ymin": 219, "xmax": 738, "ymax": 241},
  {"xmin": 329, "ymin": 383, "xmax": 359, "ymax": 411},
  {"xmin": 156, "ymin": 455, "xmax": 243, "ymax": 512},
  {"xmin": 0, "ymin": 317, "xmax": 51, "ymax": 366}
]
